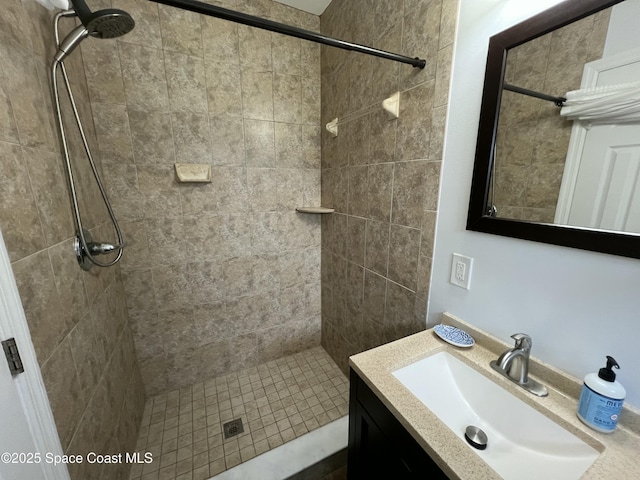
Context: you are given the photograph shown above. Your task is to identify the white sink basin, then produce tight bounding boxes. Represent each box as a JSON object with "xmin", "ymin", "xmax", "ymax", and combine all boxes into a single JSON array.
[{"xmin": 393, "ymin": 352, "xmax": 600, "ymax": 480}]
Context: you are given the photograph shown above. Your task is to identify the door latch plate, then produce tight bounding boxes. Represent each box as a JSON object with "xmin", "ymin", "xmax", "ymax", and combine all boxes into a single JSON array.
[{"xmin": 2, "ymin": 338, "xmax": 24, "ymax": 375}]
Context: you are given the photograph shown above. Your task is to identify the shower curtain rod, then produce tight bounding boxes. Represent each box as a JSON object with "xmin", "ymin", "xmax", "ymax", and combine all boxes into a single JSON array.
[
  {"xmin": 150, "ymin": 0, "xmax": 427, "ymax": 69},
  {"xmin": 504, "ymin": 83, "xmax": 566, "ymax": 107}
]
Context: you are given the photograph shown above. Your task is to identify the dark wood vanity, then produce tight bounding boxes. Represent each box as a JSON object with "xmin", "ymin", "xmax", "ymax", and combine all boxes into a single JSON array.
[{"xmin": 347, "ymin": 370, "xmax": 449, "ymax": 479}]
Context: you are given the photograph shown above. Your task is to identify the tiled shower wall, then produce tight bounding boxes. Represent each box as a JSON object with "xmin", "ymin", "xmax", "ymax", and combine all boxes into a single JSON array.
[
  {"xmin": 81, "ymin": 0, "xmax": 323, "ymax": 395},
  {"xmin": 320, "ymin": 0, "xmax": 458, "ymax": 372},
  {"xmin": 495, "ymin": 9, "xmax": 611, "ymax": 223},
  {"xmin": 0, "ymin": 1, "xmax": 145, "ymax": 479}
]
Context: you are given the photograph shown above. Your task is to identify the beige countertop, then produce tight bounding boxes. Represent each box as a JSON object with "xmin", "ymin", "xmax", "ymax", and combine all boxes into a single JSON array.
[{"xmin": 348, "ymin": 313, "xmax": 640, "ymax": 480}]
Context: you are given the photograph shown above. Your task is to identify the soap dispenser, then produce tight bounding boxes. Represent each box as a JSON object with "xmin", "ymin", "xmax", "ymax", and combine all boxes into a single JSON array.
[{"xmin": 577, "ymin": 356, "xmax": 625, "ymax": 433}]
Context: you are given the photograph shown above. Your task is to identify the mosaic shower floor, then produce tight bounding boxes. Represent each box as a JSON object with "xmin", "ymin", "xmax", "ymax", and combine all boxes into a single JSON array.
[{"xmin": 129, "ymin": 346, "xmax": 349, "ymax": 480}]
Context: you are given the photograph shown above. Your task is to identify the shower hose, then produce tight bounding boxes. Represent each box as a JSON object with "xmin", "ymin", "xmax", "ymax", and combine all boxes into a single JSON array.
[{"xmin": 51, "ymin": 10, "xmax": 124, "ymax": 270}]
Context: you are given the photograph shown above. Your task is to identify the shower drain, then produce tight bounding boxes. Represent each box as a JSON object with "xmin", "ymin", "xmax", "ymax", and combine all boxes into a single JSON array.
[{"xmin": 223, "ymin": 418, "xmax": 245, "ymax": 439}]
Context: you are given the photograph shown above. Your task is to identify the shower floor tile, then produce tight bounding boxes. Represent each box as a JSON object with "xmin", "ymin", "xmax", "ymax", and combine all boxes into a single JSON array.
[{"xmin": 129, "ymin": 346, "xmax": 349, "ymax": 480}]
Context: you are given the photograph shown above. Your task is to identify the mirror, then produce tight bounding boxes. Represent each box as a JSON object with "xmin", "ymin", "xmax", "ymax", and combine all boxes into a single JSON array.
[{"xmin": 467, "ymin": 0, "xmax": 640, "ymax": 259}]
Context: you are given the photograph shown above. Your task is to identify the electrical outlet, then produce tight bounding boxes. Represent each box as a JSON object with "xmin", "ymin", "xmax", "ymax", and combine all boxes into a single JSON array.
[{"xmin": 450, "ymin": 253, "xmax": 473, "ymax": 290}]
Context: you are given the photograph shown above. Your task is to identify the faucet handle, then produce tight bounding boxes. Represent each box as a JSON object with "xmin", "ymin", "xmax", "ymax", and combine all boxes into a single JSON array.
[{"xmin": 510, "ymin": 333, "xmax": 532, "ymax": 352}]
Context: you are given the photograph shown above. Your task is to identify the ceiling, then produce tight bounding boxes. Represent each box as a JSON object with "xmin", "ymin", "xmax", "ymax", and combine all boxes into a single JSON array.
[{"xmin": 273, "ymin": 0, "xmax": 332, "ymax": 16}]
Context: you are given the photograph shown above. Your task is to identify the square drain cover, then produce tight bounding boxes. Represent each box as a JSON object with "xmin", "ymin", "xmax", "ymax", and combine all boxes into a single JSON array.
[{"xmin": 223, "ymin": 418, "xmax": 244, "ymax": 439}]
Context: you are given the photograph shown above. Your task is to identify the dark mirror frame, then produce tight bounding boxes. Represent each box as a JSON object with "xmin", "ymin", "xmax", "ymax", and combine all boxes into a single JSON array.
[{"xmin": 466, "ymin": 0, "xmax": 640, "ymax": 259}]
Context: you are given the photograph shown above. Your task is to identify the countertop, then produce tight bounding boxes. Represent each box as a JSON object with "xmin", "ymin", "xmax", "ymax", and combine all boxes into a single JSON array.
[{"xmin": 348, "ymin": 313, "xmax": 640, "ymax": 480}]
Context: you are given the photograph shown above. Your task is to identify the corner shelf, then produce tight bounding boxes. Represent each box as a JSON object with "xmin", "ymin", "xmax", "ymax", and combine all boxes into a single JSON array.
[{"xmin": 295, "ymin": 207, "xmax": 335, "ymax": 214}]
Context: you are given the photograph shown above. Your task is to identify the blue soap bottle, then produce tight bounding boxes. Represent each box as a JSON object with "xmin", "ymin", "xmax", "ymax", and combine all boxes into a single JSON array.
[{"xmin": 577, "ymin": 356, "xmax": 625, "ymax": 433}]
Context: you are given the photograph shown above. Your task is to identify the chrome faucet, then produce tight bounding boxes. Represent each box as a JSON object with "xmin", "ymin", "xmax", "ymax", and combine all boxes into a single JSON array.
[{"xmin": 490, "ymin": 333, "xmax": 548, "ymax": 397}]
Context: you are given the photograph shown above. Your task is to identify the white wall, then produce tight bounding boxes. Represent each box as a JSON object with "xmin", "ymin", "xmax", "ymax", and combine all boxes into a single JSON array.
[{"xmin": 429, "ymin": 0, "xmax": 640, "ymax": 409}]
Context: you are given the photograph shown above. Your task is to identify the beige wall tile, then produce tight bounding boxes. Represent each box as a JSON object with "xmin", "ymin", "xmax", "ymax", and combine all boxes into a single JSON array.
[
  {"xmin": 348, "ymin": 165, "xmax": 369, "ymax": 218},
  {"xmin": 434, "ymin": 44, "xmax": 454, "ymax": 108},
  {"xmin": 391, "ymin": 160, "xmax": 428, "ymax": 228},
  {"xmin": 301, "ymin": 126, "xmax": 321, "ymax": 169},
  {"xmin": 364, "ymin": 220, "xmax": 389, "ymax": 277},
  {"xmin": 245, "ymin": 120, "xmax": 275, "ymax": 167},
  {"xmin": 103, "ymin": 164, "xmax": 144, "ymax": 222},
  {"xmin": 384, "ymin": 280, "xmax": 420, "ymax": 343},
  {"xmin": 346, "ymin": 216, "xmax": 366, "ymax": 266},
  {"xmin": 400, "ymin": 0, "xmax": 441, "ymax": 83},
  {"xmin": 348, "ymin": 116, "xmax": 371, "ymax": 166},
  {"xmin": 424, "ymin": 161, "xmax": 441, "ymax": 211},
  {"xmin": 114, "ymin": 0, "xmax": 163, "ymax": 49},
  {"xmin": 238, "ymin": 26, "xmax": 272, "ymax": 72},
  {"xmin": 205, "ymin": 60, "xmax": 243, "ymax": 118},
  {"xmin": 274, "ymin": 74, "xmax": 301, "ymax": 124},
  {"xmin": 396, "ymin": 82, "xmax": 434, "ymax": 161},
  {"xmin": 273, "ymin": 35, "xmax": 301, "ymax": 76},
  {"xmin": 41, "ymin": 340, "xmax": 86, "ymax": 450},
  {"xmin": 119, "ymin": 42, "xmax": 170, "ymax": 111},
  {"xmin": 144, "ymin": 216, "xmax": 187, "ymax": 265},
  {"xmin": 416, "ymin": 254, "xmax": 432, "ymax": 300},
  {"xmin": 301, "ymin": 76, "xmax": 321, "ymax": 126},
  {"xmin": 202, "ymin": 16, "xmax": 239, "ymax": 65},
  {"xmin": 92, "ymin": 102, "xmax": 134, "ymax": 164},
  {"xmin": 129, "ymin": 109, "xmax": 176, "ymax": 164},
  {"xmin": 387, "ymin": 225, "xmax": 421, "ymax": 291},
  {"xmin": 331, "ymin": 213, "xmax": 347, "ymax": 258},
  {"xmin": 210, "ymin": 116, "xmax": 245, "ymax": 166},
  {"xmin": 242, "ymin": 71, "xmax": 274, "ymax": 121},
  {"xmin": 165, "ymin": 52, "xmax": 208, "ymax": 113},
  {"xmin": 158, "ymin": 5, "xmax": 203, "ymax": 57},
  {"xmin": 69, "ymin": 312, "xmax": 105, "ymax": 404},
  {"xmin": 276, "ymin": 168, "xmax": 305, "ymax": 210},
  {"xmin": 0, "ymin": 142, "xmax": 45, "ymax": 261},
  {"xmin": 80, "ymin": 39, "xmax": 126, "ymax": 105},
  {"xmin": 247, "ymin": 168, "xmax": 279, "ymax": 212},
  {"xmin": 138, "ymin": 166, "xmax": 182, "ymax": 218},
  {"xmin": 0, "ymin": 87, "xmax": 19, "ymax": 143},
  {"xmin": 12, "ymin": 250, "xmax": 69, "ymax": 364},
  {"xmin": 172, "ymin": 112, "xmax": 212, "ymax": 164},
  {"xmin": 367, "ymin": 163, "xmax": 393, "ymax": 222},
  {"xmin": 1, "ymin": 48, "xmax": 56, "ymax": 150},
  {"xmin": 122, "ymin": 268, "xmax": 158, "ymax": 316},
  {"xmin": 275, "ymin": 123, "xmax": 302, "ymax": 168},
  {"xmin": 48, "ymin": 239, "xmax": 89, "ymax": 327}
]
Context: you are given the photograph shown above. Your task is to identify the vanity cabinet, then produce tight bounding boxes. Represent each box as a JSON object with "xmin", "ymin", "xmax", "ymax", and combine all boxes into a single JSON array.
[{"xmin": 348, "ymin": 370, "xmax": 449, "ymax": 479}]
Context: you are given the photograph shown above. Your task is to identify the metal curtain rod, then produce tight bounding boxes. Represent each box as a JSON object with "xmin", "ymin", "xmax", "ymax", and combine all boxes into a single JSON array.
[
  {"xmin": 150, "ymin": 0, "xmax": 426, "ymax": 69},
  {"xmin": 503, "ymin": 83, "xmax": 566, "ymax": 107}
]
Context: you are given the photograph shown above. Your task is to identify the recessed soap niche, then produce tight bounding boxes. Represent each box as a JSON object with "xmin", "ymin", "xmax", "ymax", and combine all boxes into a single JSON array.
[{"xmin": 174, "ymin": 164, "xmax": 211, "ymax": 183}]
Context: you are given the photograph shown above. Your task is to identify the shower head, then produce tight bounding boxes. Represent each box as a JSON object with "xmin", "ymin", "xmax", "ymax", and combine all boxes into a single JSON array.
[
  {"xmin": 54, "ymin": 0, "xmax": 134, "ymax": 62},
  {"xmin": 83, "ymin": 9, "xmax": 135, "ymax": 39},
  {"xmin": 70, "ymin": 0, "xmax": 134, "ymax": 38}
]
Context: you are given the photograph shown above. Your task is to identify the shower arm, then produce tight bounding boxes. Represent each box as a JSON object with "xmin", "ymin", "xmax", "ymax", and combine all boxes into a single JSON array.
[
  {"xmin": 150, "ymin": 0, "xmax": 427, "ymax": 69},
  {"xmin": 52, "ymin": 11, "xmax": 124, "ymax": 269}
]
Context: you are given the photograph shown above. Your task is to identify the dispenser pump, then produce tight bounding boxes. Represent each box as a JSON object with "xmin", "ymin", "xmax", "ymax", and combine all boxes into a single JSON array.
[{"xmin": 598, "ymin": 355, "xmax": 620, "ymax": 382}]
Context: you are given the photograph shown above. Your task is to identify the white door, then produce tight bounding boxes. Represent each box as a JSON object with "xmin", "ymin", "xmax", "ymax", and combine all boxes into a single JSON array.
[
  {"xmin": 0, "ymin": 231, "xmax": 70, "ymax": 480},
  {"xmin": 567, "ymin": 124, "xmax": 640, "ymax": 232},
  {"xmin": 555, "ymin": 47, "xmax": 640, "ymax": 233},
  {"xmin": 0, "ymin": 348, "xmax": 47, "ymax": 480}
]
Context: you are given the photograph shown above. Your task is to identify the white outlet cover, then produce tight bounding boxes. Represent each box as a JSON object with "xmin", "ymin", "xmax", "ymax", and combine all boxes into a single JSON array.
[{"xmin": 450, "ymin": 253, "xmax": 473, "ymax": 290}]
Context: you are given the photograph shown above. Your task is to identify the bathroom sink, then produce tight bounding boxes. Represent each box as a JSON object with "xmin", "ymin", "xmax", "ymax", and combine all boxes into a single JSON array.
[{"xmin": 392, "ymin": 352, "xmax": 600, "ymax": 480}]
